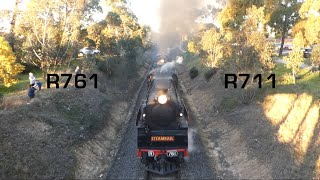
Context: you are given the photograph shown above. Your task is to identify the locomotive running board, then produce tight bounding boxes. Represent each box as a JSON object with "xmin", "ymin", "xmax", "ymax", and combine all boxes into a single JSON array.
[{"xmin": 145, "ymin": 161, "xmax": 180, "ymax": 175}]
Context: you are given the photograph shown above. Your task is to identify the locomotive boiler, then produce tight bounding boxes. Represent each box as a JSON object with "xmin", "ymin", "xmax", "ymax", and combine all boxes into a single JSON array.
[{"xmin": 136, "ymin": 66, "xmax": 189, "ymax": 178}]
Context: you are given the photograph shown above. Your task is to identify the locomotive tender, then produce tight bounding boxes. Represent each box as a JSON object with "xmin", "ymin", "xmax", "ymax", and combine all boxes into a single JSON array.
[{"xmin": 136, "ymin": 65, "xmax": 189, "ymax": 176}]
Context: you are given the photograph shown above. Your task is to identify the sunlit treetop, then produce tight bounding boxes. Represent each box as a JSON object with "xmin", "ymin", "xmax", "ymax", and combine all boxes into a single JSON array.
[
  {"xmin": 106, "ymin": 0, "xmax": 127, "ymax": 8},
  {"xmin": 218, "ymin": 0, "xmax": 264, "ymax": 31},
  {"xmin": 0, "ymin": 36, "xmax": 24, "ymax": 87},
  {"xmin": 299, "ymin": 0, "xmax": 320, "ymax": 18},
  {"xmin": 243, "ymin": 5, "xmax": 266, "ymax": 33},
  {"xmin": 298, "ymin": 0, "xmax": 320, "ymax": 44}
]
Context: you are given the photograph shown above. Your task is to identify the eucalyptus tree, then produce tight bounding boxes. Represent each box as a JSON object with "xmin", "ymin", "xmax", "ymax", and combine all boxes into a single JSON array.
[
  {"xmin": 266, "ymin": 0, "xmax": 302, "ymax": 56},
  {"xmin": 16, "ymin": 0, "xmax": 100, "ymax": 78}
]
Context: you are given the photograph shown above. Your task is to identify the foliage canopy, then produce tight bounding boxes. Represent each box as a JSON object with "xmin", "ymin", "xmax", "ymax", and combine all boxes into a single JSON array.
[{"xmin": 0, "ymin": 36, "xmax": 24, "ymax": 87}]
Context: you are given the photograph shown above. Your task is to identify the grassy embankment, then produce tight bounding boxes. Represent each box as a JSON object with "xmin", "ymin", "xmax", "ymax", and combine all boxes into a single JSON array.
[
  {"xmin": 263, "ymin": 62, "xmax": 320, "ymax": 100},
  {"xmin": 184, "ymin": 52, "xmax": 320, "ymax": 178},
  {"xmin": 0, "ymin": 56, "xmax": 104, "ymax": 95},
  {"xmin": 0, "ymin": 53, "xmax": 149, "ymax": 179},
  {"xmin": 183, "ymin": 52, "xmax": 320, "ymax": 108}
]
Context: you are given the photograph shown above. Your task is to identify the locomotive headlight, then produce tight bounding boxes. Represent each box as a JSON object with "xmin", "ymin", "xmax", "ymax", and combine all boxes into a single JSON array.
[
  {"xmin": 158, "ymin": 95, "xmax": 168, "ymax": 104},
  {"xmin": 180, "ymin": 113, "xmax": 183, "ymax": 117}
]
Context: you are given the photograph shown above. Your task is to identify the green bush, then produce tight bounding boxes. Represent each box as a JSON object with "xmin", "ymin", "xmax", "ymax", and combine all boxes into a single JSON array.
[
  {"xmin": 220, "ymin": 96, "xmax": 239, "ymax": 112},
  {"xmin": 97, "ymin": 60, "xmax": 113, "ymax": 76},
  {"xmin": 189, "ymin": 67, "xmax": 199, "ymax": 79},
  {"xmin": 21, "ymin": 63, "xmax": 40, "ymax": 74},
  {"xmin": 0, "ymin": 93, "xmax": 3, "ymax": 107},
  {"xmin": 204, "ymin": 68, "xmax": 217, "ymax": 81},
  {"xmin": 239, "ymin": 87, "xmax": 257, "ymax": 105},
  {"xmin": 278, "ymin": 73, "xmax": 294, "ymax": 85}
]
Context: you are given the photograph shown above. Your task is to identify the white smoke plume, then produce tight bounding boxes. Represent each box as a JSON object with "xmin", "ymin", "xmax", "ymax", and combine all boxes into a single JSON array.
[
  {"xmin": 157, "ymin": 0, "xmax": 201, "ymax": 54},
  {"xmin": 156, "ymin": 0, "xmax": 225, "ymax": 54},
  {"xmin": 176, "ymin": 56, "xmax": 183, "ymax": 64},
  {"xmin": 160, "ymin": 61, "xmax": 175, "ymax": 74}
]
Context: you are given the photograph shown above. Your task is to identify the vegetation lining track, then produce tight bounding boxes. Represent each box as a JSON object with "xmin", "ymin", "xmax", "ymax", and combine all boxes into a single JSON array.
[{"xmin": 105, "ymin": 73, "xmax": 148, "ymax": 179}]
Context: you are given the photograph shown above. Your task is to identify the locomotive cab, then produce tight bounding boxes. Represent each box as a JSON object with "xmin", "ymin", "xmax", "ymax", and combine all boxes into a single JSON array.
[{"xmin": 136, "ymin": 69, "xmax": 189, "ymax": 176}]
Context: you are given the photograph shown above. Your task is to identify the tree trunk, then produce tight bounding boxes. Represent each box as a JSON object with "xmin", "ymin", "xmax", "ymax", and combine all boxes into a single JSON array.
[
  {"xmin": 42, "ymin": 69, "xmax": 46, "ymax": 82},
  {"xmin": 210, "ymin": 50, "xmax": 214, "ymax": 68},
  {"xmin": 41, "ymin": 61, "xmax": 46, "ymax": 81},
  {"xmin": 292, "ymin": 69, "xmax": 296, "ymax": 84},
  {"xmin": 53, "ymin": 59, "xmax": 58, "ymax": 73},
  {"xmin": 9, "ymin": 0, "xmax": 21, "ymax": 52},
  {"xmin": 279, "ymin": 29, "xmax": 286, "ymax": 57}
]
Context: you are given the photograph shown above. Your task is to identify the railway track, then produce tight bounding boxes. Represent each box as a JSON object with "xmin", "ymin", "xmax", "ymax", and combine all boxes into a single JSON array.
[
  {"xmin": 144, "ymin": 170, "xmax": 180, "ymax": 180},
  {"xmin": 105, "ymin": 72, "xmax": 217, "ymax": 179}
]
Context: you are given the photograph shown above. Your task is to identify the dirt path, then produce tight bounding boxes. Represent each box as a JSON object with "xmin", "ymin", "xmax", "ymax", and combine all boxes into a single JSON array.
[{"xmin": 105, "ymin": 75, "xmax": 218, "ymax": 179}]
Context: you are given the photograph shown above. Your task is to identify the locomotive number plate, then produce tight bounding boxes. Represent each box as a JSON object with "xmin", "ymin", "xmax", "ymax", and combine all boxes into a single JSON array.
[{"xmin": 151, "ymin": 136, "xmax": 175, "ymax": 142}]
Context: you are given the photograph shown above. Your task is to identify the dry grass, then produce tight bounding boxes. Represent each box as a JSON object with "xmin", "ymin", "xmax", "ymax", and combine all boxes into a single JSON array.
[
  {"xmin": 315, "ymin": 156, "xmax": 320, "ymax": 178},
  {"xmin": 263, "ymin": 94, "xmax": 298, "ymax": 126},
  {"xmin": 291, "ymin": 104, "xmax": 319, "ymax": 163},
  {"xmin": 0, "ymin": 84, "xmax": 67, "ymax": 111},
  {"xmin": 276, "ymin": 93, "xmax": 313, "ymax": 144},
  {"xmin": 263, "ymin": 93, "xmax": 320, "ymax": 169},
  {"xmin": 1, "ymin": 91, "xmax": 29, "ymax": 109}
]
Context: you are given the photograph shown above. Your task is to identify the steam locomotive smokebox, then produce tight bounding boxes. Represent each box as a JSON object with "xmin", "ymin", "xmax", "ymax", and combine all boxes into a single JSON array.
[
  {"xmin": 145, "ymin": 101, "xmax": 179, "ymax": 129},
  {"xmin": 144, "ymin": 68, "xmax": 181, "ymax": 130}
]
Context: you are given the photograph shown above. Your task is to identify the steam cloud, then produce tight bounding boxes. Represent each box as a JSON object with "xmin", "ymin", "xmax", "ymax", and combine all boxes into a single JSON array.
[
  {"xmin": 156, "ymin": 0, "xmax": 225, "ymax": 54},
  {"xmin": 160, "ymin": 61, "xmax": 175, "ymax": 74},
  {"xmin": 157, "ymin": 0, "xmax": 202, "ymax": 54}
]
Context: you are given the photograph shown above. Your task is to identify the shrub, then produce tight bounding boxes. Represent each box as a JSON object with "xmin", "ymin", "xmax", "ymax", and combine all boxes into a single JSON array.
[
  {"xmin": 0, "ymin": 93, "xmax": 3, "ymax": 108},
  {"xmin": 204, "ymin": 68, "xmax": 217, "ymax": 81},
  {"xmin": 279, "ymin": 73, "xmax": 294, "ymax": 85},
  {"xmin": 311, "ymin": 46, "xmax": 320, "ymax": 67},
  {"xmin": 189, "ymin": 67, "xmax": 199, "ymax": 79},
  {"xmin": 220, "ymin": 97, "xmax": 239, "ymax": 112},
  {"xmin": 97, "ymin": 60, "xmax": 112, "ymax": 76},
  {"xmin": 239, "ymin": 87, "xmax": 257, "ymax": 105},
  {"xmin": 21, "ymin": 63, "xmax": 40, "ymax": 74}
]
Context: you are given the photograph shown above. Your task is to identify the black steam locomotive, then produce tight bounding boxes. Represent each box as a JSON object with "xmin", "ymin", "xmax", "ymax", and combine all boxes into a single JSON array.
[{"xmin": 136, "ymin": 66, "xmax": 189, "ymax": 177}]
